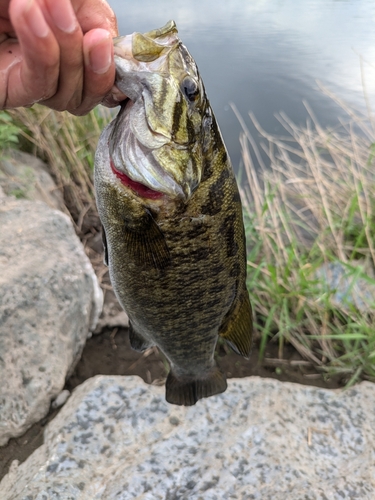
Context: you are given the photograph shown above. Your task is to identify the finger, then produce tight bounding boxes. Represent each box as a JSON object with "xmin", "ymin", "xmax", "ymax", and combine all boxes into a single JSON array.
[
  {"xmin": 38, "ymin": 0, "xmax": 85, "ymax": 112},
  {"xmin": 74, "ymin": 0, "xmax": 118, "ymax": 36},
  {"xmin": 0, "ymin": 0, "xmax": 18, "ymax": 35},
  {"xmin": 101, "ymin": 85, "xmax": 128, "ymax": 108},
  {"xmin": 71, "ymin": 28, "xmax": 115, "ymax": 115},
  {"xmin": 5, "ymin": 0, "xmax": 60, "ymax": 108}
]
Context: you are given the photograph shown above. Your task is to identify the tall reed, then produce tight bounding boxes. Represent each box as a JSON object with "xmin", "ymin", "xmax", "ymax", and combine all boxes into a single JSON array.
[{"xmin": 232, "ymin": 89, "xmax": 375, "ymax": 384}]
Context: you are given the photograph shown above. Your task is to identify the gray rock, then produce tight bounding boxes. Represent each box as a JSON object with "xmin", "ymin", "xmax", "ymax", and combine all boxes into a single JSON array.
[
  {"xmin": 0, "ymin": 150, "xmax": 65, "ymax": 211},
  {"xmin": 0, "ymin": 198, "xmax": 103, "ymax": 446},
  {"xmin": 315, "ymin": 261, "xmax": 375, "ymax": 312},
  {"xmin": 1, "ymin": 375, "xmax": 374, "ymax": 499},
  {"xmin": 94, "ymin": 295, "xmax": 129, "ymax": 334},
  {"xmin": 51, "ymin": 390, "xmax": 71, "ymax": 409}
]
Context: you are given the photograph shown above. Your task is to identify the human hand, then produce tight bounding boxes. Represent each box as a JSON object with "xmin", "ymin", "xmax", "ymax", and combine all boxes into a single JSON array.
[{"xmin": 0, "ymin": 0, "xmax": 124, "ymax": 115}]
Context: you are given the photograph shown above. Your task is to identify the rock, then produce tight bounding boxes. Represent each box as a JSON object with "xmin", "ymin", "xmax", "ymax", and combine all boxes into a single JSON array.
[
  {"xmin": 0, "ymin": 149, "xmax": 65, "ymax": 211},
  {"xmin": 0, "ymin": 198, "xmax": 103, "ymax": 446},
  {"xmin": 94, "ymin": 309, "xmax": 129, "ymax": 333},
  {"xmin": 94, "ymin": 290, "xmax": 129, "ymax": 334},
  {"xmin": 315, "ymin": 261, "xmax": 375, "ymax": 312},
  {"xmin": 1, "ymin": 375, "xmax": 374, "ymax": 499},
  {"xmin": 51, "ymin": 390, "xmax": 71, "ymax": 409}
]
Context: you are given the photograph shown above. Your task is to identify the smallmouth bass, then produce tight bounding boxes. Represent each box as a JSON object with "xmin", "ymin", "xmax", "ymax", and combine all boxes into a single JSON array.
[{"xmin": 94, "ymin": 21, "xmax": 253, "ymax": 405}]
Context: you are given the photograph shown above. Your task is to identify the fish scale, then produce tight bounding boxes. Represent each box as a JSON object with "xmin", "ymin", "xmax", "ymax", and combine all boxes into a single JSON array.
[{"xmin": 94, "ymin": 21, "xmax": 253, "ymax": 405}]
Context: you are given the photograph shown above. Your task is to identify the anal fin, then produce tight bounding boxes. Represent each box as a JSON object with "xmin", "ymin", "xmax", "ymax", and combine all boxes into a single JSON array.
[
  {"xmin": 166, "ymin": 366, "xmax": 227, "ymax": 406},
  {"xmin": 219, "ymin": 288, "xmax": 253, "ymax": 358},
  {"xmin": 129, "ymin": 322, "xmax": 153, "ymax": 353}
]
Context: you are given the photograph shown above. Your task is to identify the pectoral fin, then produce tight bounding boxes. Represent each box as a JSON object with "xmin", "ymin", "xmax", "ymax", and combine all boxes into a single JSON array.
[
  {"xmin": 123, "ymin": 209, "xmax": 171, "ymax": 270},
  {"xmin": 219, "ymin": 289, "xmax": 253, "ymax": 358}
]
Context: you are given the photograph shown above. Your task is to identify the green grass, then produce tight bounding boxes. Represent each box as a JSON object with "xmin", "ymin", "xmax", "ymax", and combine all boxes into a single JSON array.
[
  {"xmin": 0, "ymin": 111, "xmax": 21, "ymax": 148},
  {"xmin": 232, "ymin": 92, "xmax": 375, "ymax": 384},
  {"xmin": 2, "ymin": 94, "xmax": 375, "ymax": 385}
]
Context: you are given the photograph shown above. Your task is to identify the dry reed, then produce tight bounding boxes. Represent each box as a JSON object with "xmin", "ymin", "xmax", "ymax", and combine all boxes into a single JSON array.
[
  {"xmin": 232, "ymin": 90, "xmax": 375, "ymax": 384},
  {"xmin": 7, "ymin": 105, "xmax": 112, "ymax": 234}
]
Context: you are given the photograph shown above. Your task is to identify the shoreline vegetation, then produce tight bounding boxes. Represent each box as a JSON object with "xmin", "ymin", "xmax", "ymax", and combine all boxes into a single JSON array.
[
  {"xmin": 2, "ymin": 92, "xmax": 375, "ymax": 386},
  {"xmin": 233, "ymin": 88, "xmax": 375, "ymax": 386}
]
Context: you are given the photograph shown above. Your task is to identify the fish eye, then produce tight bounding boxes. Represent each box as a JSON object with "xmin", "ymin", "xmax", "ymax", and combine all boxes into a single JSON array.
[{"xmin": 182, "ymin": 77, "xmax": 199, "ymax": 102}]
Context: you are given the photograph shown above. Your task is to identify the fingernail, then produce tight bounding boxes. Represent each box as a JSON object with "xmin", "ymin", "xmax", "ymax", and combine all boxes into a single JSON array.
[
  {"xmin": 48, "ymin": 0, "xmax": 77, "ymax": 33},
  {"xmin": 88, "ymin": 32, "xmax": 112, "ymax": 74},
  {"xmin": 24, "ymin": 0, "xmax": 50, "ymax": 38}
]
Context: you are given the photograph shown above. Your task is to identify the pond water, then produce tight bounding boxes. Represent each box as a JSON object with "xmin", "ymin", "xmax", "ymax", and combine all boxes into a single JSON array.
[{"xmin": 108, "ymin": 0, "xmax": 375, "ymax": 171}]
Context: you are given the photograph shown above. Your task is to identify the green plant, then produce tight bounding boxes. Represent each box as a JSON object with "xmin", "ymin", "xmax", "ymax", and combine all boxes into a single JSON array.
[
  {"xmin": 0, "ymin": 111, "xmax": 21, "ymax": 148},
  {"xmin": 233, "ymin": 91, "xmax": 375, "ymax": 383}
]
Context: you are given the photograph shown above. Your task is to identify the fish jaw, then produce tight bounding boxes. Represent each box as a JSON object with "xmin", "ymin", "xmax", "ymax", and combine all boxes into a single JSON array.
[
  {"xmin": 108, "ymin": 102, "xmax": 192, "ymax": 201},
  {"xmin": 112, "ymin": 27, "xmax": 181, "ymax": 143},
  {"xmin": 109, "ymin": 159, "xmax": 164, "ymax": 200},
  {"xmin": 109, "ymin": 21, "xmax": 207, "ymax": 203}
]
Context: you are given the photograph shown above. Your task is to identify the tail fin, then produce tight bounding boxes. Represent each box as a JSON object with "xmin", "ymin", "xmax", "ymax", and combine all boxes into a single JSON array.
[{"xmin": 165, "ymin": 366, "xmax": 227, "ymax": 406}]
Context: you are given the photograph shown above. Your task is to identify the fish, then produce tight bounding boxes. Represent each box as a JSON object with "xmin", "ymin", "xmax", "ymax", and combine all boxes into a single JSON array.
[{"xmin": 94, "ymin": 20, "xmax": 253, "ymax": 406}]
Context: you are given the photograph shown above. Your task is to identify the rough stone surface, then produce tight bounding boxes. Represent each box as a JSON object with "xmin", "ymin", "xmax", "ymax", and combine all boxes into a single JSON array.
[
  {"xmin": 0, "ymin": 198, "xmax": 103, "ymax": 446},
  {"xmin": 94, "ymin": 297, "xmax": 129, "ymax": 333},
  {"xmin": 1, "ymin": 375, "xmax": 374, "ymax": 499},
  {"xmin": 316, "ymin": 261, "xmax": 375, "ymax": 312},
  {"xmin": 51, "ymin": 390, "xmax": 71, "ymax": 409},
  {"xmin": 0, "ymin": 150, "xmax": 65, "ymax": 211}
]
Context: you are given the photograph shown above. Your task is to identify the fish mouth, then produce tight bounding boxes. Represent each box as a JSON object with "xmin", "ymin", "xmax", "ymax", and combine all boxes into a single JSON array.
[
  {"xmin": 110, "ymin": 158, "xmax": 164, "ymax": 200},
  {"xmin": 113, "ymin": 34, "xmax": 191, "ymax": 147},
  {"xmin": 109, "ymin": 100, "xmax": 192, "ymax": 201},
  {"xmin": 111, "ymin": 150, "xmax": 190, "ymax": 201},
  {"xmin": 110, "ymin": 29, "xmax": 198, "ymax": 202}
]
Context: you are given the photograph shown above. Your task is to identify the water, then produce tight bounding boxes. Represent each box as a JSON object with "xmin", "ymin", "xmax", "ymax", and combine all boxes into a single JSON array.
[{"xmin": 107, "ymin": 0, "xmax": 375, "ymax": 170}]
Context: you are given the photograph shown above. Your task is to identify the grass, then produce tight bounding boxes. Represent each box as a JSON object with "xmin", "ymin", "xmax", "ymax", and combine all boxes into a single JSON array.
[
  {"xmin": 0, "ymin": 111, "xmax": 21, "ymax": 148},
  {"xmin": 232, "ymin": 88, "xmax": 375, "ymax": 385},
  {"xmin": 3, "ymin": 105, "xmax": 112, "ymax": 233},
  {"xmin": 1, "ymin": 92, "xmax": 375, "ymax": 385}
]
